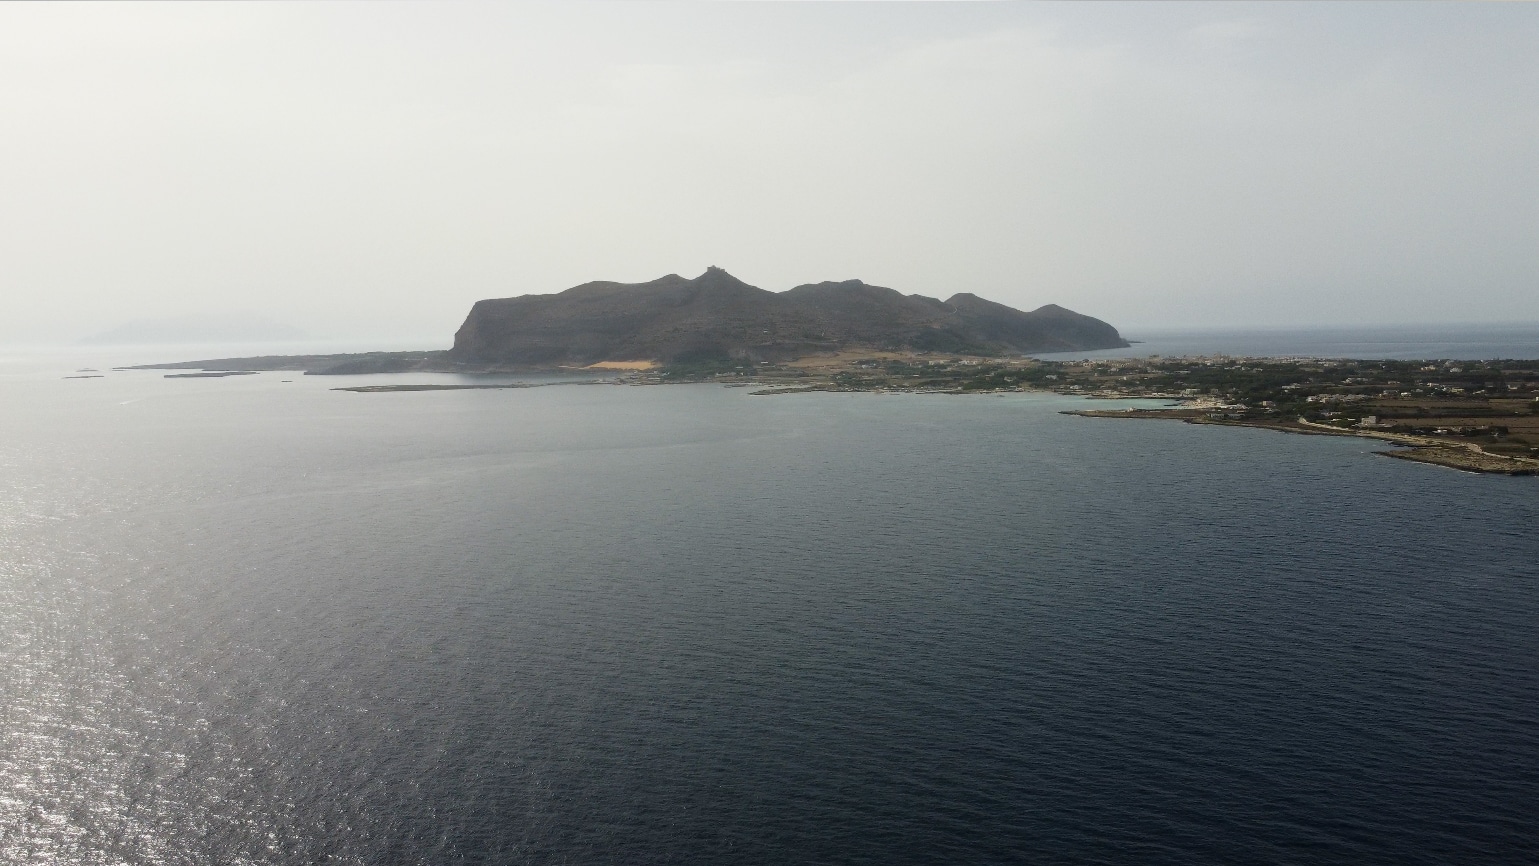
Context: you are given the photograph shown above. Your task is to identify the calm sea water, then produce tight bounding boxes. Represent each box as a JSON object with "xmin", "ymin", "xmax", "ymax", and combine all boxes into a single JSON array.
[
  {"xmin": 2, "ymin": 339, "xmax": 1537, "ymax": 864},
  {"xmin": 1039, "ymin": 323, "xmax": 1539, "ymax": 361}
]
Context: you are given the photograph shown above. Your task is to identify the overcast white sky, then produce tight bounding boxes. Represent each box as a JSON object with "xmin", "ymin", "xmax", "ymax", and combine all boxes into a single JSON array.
[{"xmin": 2, "ymin": 2, "xmax": 1536, "ymax": 345}]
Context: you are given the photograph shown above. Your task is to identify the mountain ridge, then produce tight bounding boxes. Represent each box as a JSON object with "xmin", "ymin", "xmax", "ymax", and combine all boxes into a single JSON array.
[{"xmin": 451, "ymin": 267, "xmax": 1128, "ymax": 364}]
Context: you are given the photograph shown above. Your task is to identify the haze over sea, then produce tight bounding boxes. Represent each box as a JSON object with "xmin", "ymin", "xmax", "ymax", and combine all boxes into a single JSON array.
[
  {"xmin": 3, "ymin": 325, "xmax": 1537, "ymax": 864},
  {"xmin": 1046, "ymin": 323, "xmax": 1539, "ymax": 361}
]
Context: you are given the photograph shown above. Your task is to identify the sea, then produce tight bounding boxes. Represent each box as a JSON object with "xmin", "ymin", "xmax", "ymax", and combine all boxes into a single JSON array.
[
  {"xmin": 2, "ymin": 327, "xmax": 1537, "ymax": 865},
  {"xmin": 1037, "ymin": 323, "xmax": 1539, "ymax": 361}
]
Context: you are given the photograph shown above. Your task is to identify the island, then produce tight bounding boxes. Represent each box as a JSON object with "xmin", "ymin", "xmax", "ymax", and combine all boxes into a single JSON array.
[
  {"xmin": 127, "ymin": 268, "xmax": 1539, "ymax": 476},
  {"xmin": 131, "ymin": 267, "xmax": 1129, "ymax": 376},
  {"xmin": 452, "ymin": 266, "xmax": 1129, "ymax": 364}
]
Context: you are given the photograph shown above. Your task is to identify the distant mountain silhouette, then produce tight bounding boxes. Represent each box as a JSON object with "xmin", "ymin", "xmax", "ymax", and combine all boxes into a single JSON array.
[{"xmin": 451, "ymin": 267, "xmax": 1128, "ymax": 364}]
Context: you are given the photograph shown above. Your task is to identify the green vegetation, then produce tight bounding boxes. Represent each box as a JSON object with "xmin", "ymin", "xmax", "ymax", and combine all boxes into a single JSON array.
[
  {"xmin": 657, "ymin": 352, "xmax": 1539, "ymax": 451},
  {"xmin": 658, "ymin": 357, "xmax": 764, "ymax": 379}
]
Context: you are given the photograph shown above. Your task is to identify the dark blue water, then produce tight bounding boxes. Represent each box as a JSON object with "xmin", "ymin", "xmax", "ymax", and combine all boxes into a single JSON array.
[{"xmin": 3, "ymin": 355, "xmax": 1537, "ymax": 864}]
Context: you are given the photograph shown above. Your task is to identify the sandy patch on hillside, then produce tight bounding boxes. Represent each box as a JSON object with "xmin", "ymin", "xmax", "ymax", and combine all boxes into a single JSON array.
[{"xmin": 585, "ymin": 360, "xmax": 655, "ymax": 370}]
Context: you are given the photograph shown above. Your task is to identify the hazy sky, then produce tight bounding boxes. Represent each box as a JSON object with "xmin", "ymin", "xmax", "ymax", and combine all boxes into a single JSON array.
[{"xmin": 3, "ymin": 2, "xmax": 1536, "ymax": 345}]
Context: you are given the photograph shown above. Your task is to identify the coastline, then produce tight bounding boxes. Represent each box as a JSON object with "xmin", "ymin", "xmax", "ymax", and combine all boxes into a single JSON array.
[
  {"xmin": 1062, "ymin": 406, "xmax": 1539, "ymax": 476},
  {"xmin": 124, "ymin": 347, "xmax": 1539, "ymax": 478}
]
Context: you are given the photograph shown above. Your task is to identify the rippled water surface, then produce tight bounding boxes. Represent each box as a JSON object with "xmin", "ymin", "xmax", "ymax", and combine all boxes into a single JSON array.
[{"xmin": 2, "ymin": 360, "xmax": 1536, "ymax": 864}]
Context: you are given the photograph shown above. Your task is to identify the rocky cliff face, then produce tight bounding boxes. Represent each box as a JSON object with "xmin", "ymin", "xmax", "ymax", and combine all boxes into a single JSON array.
[{"xmin": 450, "ymin": 267, "xmax": 1129, "ymax": 364}]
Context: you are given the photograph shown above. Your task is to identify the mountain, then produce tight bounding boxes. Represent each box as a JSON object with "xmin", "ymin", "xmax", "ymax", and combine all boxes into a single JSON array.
[{"xmin": 450, "ymin": 267, "xmax": 1128, "ymax": 365}]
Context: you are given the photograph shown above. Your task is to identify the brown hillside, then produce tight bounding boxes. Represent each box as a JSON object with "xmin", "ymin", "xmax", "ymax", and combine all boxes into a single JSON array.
[{"xmin": 450, "ymin": 267, "xmax": 1129, "ymax": 365}]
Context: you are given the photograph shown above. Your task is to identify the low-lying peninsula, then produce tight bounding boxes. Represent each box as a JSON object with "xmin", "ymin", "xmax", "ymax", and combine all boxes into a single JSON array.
[
  {"xmin": 735, "ymin": 353, "xmax": 1535, "ymax": 476},
  {"xmin": 1047, "ymin": 356, "xmax": 1539, "ymax": 476}
]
